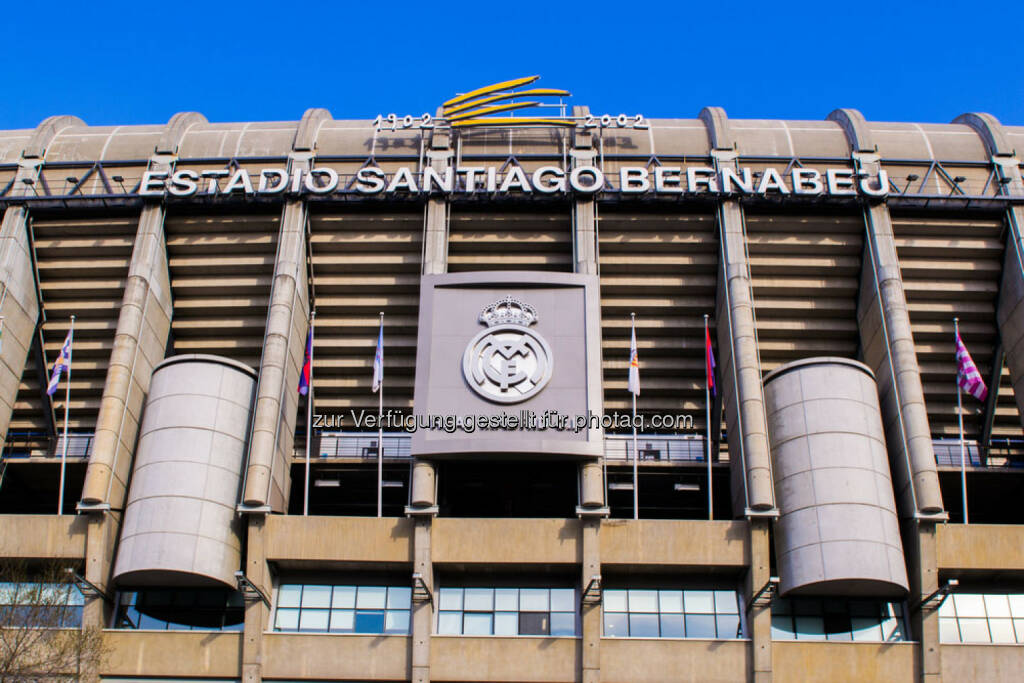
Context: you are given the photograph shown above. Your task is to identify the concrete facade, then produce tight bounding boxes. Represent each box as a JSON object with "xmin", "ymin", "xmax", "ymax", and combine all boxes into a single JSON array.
[{"xmin": 0, "ymin": 105, "xmax": 1023, "ymax": 683}]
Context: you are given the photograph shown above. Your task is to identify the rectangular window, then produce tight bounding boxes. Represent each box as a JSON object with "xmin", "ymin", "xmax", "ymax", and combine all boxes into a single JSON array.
[
  {"xmin": 938, "ymin": 592, "xmax": 1024, "ymax": 644},
  {"xmin": 436, "ymin": 587, "xmax": 577, "ymax": 636},
  {"xmin": 0, "ymin": 582, "xmax": 84, "ymax": 628},
  {"xmin": 274, "ymin": 584, "xmax": 411, "ymax": 635},
  {"xmin": 602, "ymin": 588, "xmax": 742, "ymax": 638},
  {"xmin": 771, "ymin": 598, "xmax": 908, "ymax": 642}
]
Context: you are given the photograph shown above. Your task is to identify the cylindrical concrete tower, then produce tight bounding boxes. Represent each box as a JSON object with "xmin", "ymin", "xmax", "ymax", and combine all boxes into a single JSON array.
[
  {"xmin": 113, "ymin": 354, "xmax": 257, "ymax": 588},
  {"xmin": 764, "ymin": 357, "xmax": 908, "ymax": 598}
]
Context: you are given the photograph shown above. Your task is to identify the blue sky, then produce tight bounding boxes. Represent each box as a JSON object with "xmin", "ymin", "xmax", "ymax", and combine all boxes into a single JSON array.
[{"xmin": 1, "ymin": 1, "xmax": 1021, "ymax": 129}]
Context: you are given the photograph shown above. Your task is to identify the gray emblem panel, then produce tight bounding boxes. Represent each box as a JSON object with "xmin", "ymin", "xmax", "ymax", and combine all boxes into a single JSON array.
[{"xmin": 412, "ymin": 271, "xmax": 603, "ymax": 458}]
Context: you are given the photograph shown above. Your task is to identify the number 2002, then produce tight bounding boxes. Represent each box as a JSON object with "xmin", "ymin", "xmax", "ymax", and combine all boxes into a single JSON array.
[{"xmin": 582, "ymin": 114, "xmax": 648, "ymax": 129}]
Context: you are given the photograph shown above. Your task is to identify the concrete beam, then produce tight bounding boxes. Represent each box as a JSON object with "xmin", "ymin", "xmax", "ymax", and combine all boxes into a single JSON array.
[
  {"xmin": 0, "ymin": 115, "xmax": 82, "ymax": 447},
  {"xmin": 22, "ymin": 115, "xmax": 84, "ymax": 159},
  {"xmin": 700, "ymin": 107, "xmax": 776, "ymax": 516},
  {"xmin": 155, "ymin": 112, "xmax": 206, "ymax": 155},
  {"xmin": 831, "ymin": 108, "xmax": 944, "ymax": 517},
  {"xmin": 82, "ymin": 111, "xmax": 205, "ymax": 509},
  {"xmin": 828, "ymin": 108, "xmax": 876, "ymax": 154},
  {"xmin": 956, "ymin": 113, "xmax": 1024, "ymax": 437}
]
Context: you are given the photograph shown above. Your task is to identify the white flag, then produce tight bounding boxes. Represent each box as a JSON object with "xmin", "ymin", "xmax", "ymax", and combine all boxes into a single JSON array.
[
  {"xmin": 372, "ymin": 321, "xmax": 383, "ymax": 393},
  {"xmin": 628, "ymin": 320, "xmax": 640, "ymax": 396}
]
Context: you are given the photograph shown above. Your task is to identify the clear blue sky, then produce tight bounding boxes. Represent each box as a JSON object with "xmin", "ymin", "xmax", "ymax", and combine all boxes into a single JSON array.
[{"xmin": 2, "ymin": 1, "xmax": 1021, "ymax": 129}]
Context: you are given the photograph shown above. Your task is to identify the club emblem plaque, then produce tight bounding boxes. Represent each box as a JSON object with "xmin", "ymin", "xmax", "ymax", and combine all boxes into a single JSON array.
[{"xmin": 462, "ymin": 296, "xmax": 554, "ymax": 404}]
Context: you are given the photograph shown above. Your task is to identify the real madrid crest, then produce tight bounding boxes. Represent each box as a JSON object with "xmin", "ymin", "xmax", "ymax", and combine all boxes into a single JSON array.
[{"xmin": 462, "ymin": 296, "xmax": 553, "ymax": 404}]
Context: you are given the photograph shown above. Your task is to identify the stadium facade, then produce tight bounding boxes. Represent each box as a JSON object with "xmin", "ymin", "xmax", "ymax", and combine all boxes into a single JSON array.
[{"xmin": 1, "ymin": 89, "xmax": 1024, "ymax": 682}]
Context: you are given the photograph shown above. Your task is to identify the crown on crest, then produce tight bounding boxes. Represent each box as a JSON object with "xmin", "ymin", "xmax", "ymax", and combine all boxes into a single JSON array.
[{"xmin": 479, "ymin": 296, "xmax": 538, "ymax": 327}]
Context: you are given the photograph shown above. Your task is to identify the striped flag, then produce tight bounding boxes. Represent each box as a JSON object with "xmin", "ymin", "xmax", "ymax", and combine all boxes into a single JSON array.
[
  {"xmin": 372, "ymin": 320, "xmax": 383, "ymax": 393},
  {"xmin": 628, "ymin": 320, "xmax": 640, "ymax": 396},
  {"xmin": 46, "ymin": 328, "xmax": 73, "ymax": 396},
  {"xmin": 955, "ymin": 332, "xmax": 987, "ymax": 402},
  {"xmin": 705, "ymin": 323, "xmax": 717, "ymax": 397},
  {"xmin": 298, "ymin": 327, "xmax": 313, "ymax": 396}
]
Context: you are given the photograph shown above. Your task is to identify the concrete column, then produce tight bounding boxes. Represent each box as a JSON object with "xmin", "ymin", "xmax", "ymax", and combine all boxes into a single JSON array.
[
  {"xmin": 580, "ymin": 518, "xmax": 601, "ymax": 683},
  {"xmin": 830, "ymin": 108, "xmax": 945, "ymax": 517},
  {"xmin": 701, "ymin": 108, "xmax": 775, "ymax": 515},
  {"xmin": 242, "ymin": 514, "xmax": 270, "ymax": 683},
  {"xmin": 572, "ymin": 106, "xmax": 598, "ymax": 276},
  {"xmin": 955, "ymin": 113, "xmax": 1024, "ymax": 433},
  {"xmin": 80, "ymin": 202, "xmax": 174, "ymax": 507},
  {"xmin": 0, "ymin": 205, "xmax": 40, "ymax": 443},
  {"xmin": 571, "ymin": 109, "xmax": 605, "ymax": 512},
  {"xmin": 0, "ymin": 116, "xmax": 82, "ymax": 446},
  {"xmin": 422, "ymin": 117, "xmax": 450, "ymax": 276},
  {"xmin": 81, "ymin": 112, "xmax": 203, "ymax": 509},
  {"xmin": 242, "ymin": 108, "xmax": 330, "ymax": 511},
  {"xmin": 745, "ymin": 518, "xmax": 772, "ymax": 683},
  {"xmin": 411, "ymin": 517, "xmax": 433, "ymax": 683},
  {"xmin": 409, "ymin": 121, "xmax": 451, "ymax": 513}
]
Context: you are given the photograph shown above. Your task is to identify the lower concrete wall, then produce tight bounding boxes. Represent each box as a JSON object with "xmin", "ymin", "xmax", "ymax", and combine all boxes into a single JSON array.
[
  {"xmin": 263, "ymin": 633, "xmax": 409, "ymax": 679},
  {"xmin": 264, "ymin": 515, "xmax": 414, "ymax": 565},
  {"xmin": 102, "ymin": 630, "xmax": 242, "ymax": 677},
  {"xmin": 431, "ymin": 636, "xmax": 579, "ymax": 682},
  {"xmin": 772, "ymin": 641, "xmax": 916, "ymax": 683},
  {"xmin": 941, "ymin": 644, "xmax": 1024, "ymax": 680},
  {"xmin": 600, "ymin": 519, "xmax": 747, "ymax": 568},
  {"xmin": 600, "ymin": 638, "xmax": 747, "ymax": 683},
  {"xmin": 936, "ymin": 524, "xmax": 1024, "ymax": 571},
  {"xmin": 433, "ymin": 518, "xmax": 581, "ymax": 565},
  {"xmin": 0, "ymin": 514, "xmax": 88, "ymax": 559}
]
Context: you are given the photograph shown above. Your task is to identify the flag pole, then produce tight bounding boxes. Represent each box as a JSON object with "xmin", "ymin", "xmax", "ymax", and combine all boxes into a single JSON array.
[
  {"xmin": 705, "ymin": 314, "xmax": 713, "ymax": 521},
  {"xmin": 377, "ymin": 311, "xmax": 384, "ymax": 519},
  {"xmin": 954, "ymin": 317, "xmax": 968, "ymax": 524},
  {"xmin": 57, "ymin": 315, "xmax": 74, "ymax": 516},
  {"xmin": 631, "ymin": 312, "xmax": 639, "ymax": 521},
  {"xmin": 303, "ymin": 310, "xmax": 316, "ymax": 517}
]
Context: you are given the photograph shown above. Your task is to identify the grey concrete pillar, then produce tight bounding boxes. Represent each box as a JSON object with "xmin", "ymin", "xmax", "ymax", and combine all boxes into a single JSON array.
[
  {"xmin": 243, "ymin": 514, "xmax": 270, "ymax": 683},
  {"xmin": 580, "ymin": 518, "xmax": 600, "ymax": 683},
  {"xmin": 81, "ymin": 111, "xmax": 203, "ymax": 509},
  {"xmin": 410, "ymin": 460, "xmax": 436, "ymax": 507},
  {"xmin": 422, "ymin": 113, "xmax": 450, "ymax": 276},
  {"xmin": 241, "ymin": 108, "xmax": 329, "ymax": 511},
  {"xmin": 0, "ymin": 116, "xmax": 83, "ymax": 447},
  {"xmin": 409, "ymin": 120, "xmax": 451, "ymax": 513},
  {"xmin": 745, "ymin": 519, "xmax": 772, "ymax": 683},
  {"xmin": 411, "ymin": 517, "xmax": 433, "ymax": 683},
  {"xmin": 830, "ymin": 108, "xmax": 944, "ymax": 517},
  {"xmin": 701, "ymin": 107, "xmax": 776, "ymax": 516},
  {"xmin": 571, "ymin": 108, "xmax": 605, "ymax": 512},
  {"xmin": 955, "ymin": 113, "xmax": 1024, "ymax": 433}
]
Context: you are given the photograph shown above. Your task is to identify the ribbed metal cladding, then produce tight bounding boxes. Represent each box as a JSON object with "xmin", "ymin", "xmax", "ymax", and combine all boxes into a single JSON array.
[
  {"xmin": 309, "ymin": 210, "xmax": 422, "ymax": 417},
  {"xmin": 745, "ymin": 213, "xmax": 864, "ymax": 372},
  {"xmin": 10, "ymin": 216, "xmax": 135, "ymax": 434},
  {"xmin": 892, "ymin": 215, "xmax": 1014, "ymax": 439},
  {"xmin": 164, "ymin": 213, "xmax": 279, "ymax": 370},
  {"xmin": 598, "ymin": 209, "xmax": 718, "ymax": 424},
  {"xmin": 447, "ymin": 207, "xmax": 572, "ymax": 273}
]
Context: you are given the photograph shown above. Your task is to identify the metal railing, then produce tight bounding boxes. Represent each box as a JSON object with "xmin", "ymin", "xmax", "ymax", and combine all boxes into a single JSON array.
[
  {"xmin": 933, "ymin": 438, "xmax": 1024, "ymax": 468},
  {"xmin": 300, "ymin": 431, "xmax": 723, "ymax": 463},
  {"xmin": 1, "ymin": 432, "xmax": 94, "ymax": 459},
  {"xmin": 604, "ymin": 434, "xmax": 719, "ymax": 463},
  {"xmin": 309, "ymin": 432, "xmax": 412, "ymax": 459}
]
